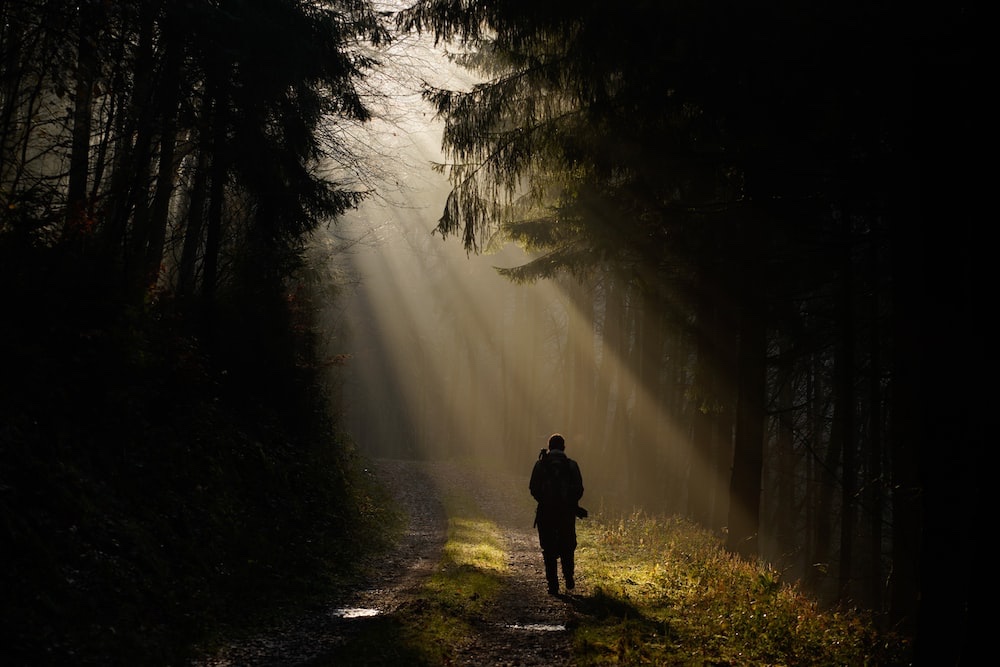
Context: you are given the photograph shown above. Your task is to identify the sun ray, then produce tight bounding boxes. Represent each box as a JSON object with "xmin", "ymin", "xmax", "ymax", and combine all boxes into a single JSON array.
[{"xmin": 314, "ymin": 19, "xmax": 732, "ymax": 521}]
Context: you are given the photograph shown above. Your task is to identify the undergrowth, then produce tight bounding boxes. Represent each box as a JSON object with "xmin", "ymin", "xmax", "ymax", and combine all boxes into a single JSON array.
[
  {"xmin": 572, "ymin": 512, "xmax": 911, "ymax": 666},
  {"xmin": 318, "ymin": 495, "xmax": 910, "ymax": 666},
  {"xmin": 0, "ymin": 248, "xmax": 400, "ymax": 666}
]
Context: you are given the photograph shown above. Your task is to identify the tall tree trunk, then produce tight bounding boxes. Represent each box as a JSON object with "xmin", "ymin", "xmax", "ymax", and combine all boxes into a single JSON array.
[
  {"xmin": 834, "ymin": 257, "xmax": 857, "ymax": 603},
  {"xmin": 725, "ymin": 295, "xmax": 766, "ymax": 560},
  {"xmin": 583, "ymin": 277, "xmax": 603, "ymax": 461},
  {"xmin": 711, "ymin": 301, "xmax": 739, "ymax": 534},
  {"xmin": 103, "ymin": 1, "xmax": 158, "ymax": 269},
  {"xmin": 177, "ymin": 145, "xmax": 209, "ymax": 299},
  {"xmin": 500, "ymin": 284, "xmax": 515, "ymax": 469},
  {"xmin": 87, "ymin": 27, "xmax": 129, "ymax": 208},
  {"xmin": 904, "ymin": 30, "xmax": 981, "ymax": 658},
  {"xmin": 886, "ymin": 97, "xmax": 922, "ymax": 651},
  {"xmin": 200, "ymin": 84, "xmax": 229, "ymax": 312},
  {"xmin": 632, "ymin": 293, "xmax": 662, "ymax": 510},
  {"xmin": 689, "ymin": 314, "xmax": 715, "ymax": 527},
  {"xmin": 65, "ymin": 1, "xmax": 101, "ymax": 235},
  {"xmin": 138, "ymin": 23, "xmax": 183, "ymax": 297},
  {"xmin": 803, "ymin": 354, "xmax": 826, "ymax": 589},
  {"xmin": 690, "ymin": 285, "xmax": 732, "ymax": 530},
  {"xmin": 810, "ymin": 397, "xmax": 841, "ymax": 597},
  {"xmin": 0, "ymin": 12, "xmax": 28, "ymax": 177},
  {"xmin": 607, "ymin": 279, "xmax": 631, "ymax": 504},
  {"xmin": 773, "ymin": 341, "xmax": 795, "ymax": 564},
  {"xmin": 565, "ymin": 279, "xmax": 587, "ymax": 447},
  {"xmin": 590, "ymin": 272, "xmax": 612, "ymax": 483},
  {"xmin": 865, "ymin": 229, "xmax": 885, "ymax": 615}
]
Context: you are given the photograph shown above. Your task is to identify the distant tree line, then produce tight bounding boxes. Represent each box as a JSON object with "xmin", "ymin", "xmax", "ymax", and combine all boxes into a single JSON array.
[{"xmin": 396, "ymin": 0, "xmax": 982, "ymax": 661}]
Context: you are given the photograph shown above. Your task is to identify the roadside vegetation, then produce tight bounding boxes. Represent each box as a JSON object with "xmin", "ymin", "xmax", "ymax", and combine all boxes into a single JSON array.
[
  {"xmin": 573, "ymin": 514, "xmax": 909, "ymax": 665},
  {"xmin": 323, "ymin": 500, "xmax": 910, "ymax": 666},
  {"xmin": 1, "ymin": 1, "xmax": 396, "ymax": 660},
  {"xmin": 0, "ymin": 259, "xmax": 400, "ymax": 665}
]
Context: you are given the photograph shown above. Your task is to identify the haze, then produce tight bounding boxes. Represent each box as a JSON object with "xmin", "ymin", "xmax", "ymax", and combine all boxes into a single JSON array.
[{"xmin": 313, "ymin": 25, "xmax": 712, "ymax": 520}]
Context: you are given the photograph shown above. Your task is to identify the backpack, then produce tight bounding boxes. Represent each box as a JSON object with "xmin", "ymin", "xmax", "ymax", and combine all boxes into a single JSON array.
[
  {"xmin": 540, "ymin": 453, "xmax": 575, "ymax": 507},
  {"xmin": 533, "ymin": 452, "xmax": 588, "ymax": 526}
]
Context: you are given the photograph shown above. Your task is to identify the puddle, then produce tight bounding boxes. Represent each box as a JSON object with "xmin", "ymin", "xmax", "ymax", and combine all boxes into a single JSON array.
[
  {"xmin": 332, "ymin": 608, "xmax": 381, "ymax": 618},
  {"xmin": 506, "ymin": 623, "xmax": 566, "ymax": 632}
]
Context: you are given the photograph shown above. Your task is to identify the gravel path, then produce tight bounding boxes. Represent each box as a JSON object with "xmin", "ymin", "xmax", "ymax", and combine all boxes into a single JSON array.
[{"xmin": 194, "ymin": 458, "xmax": 584, "ymax": 666}]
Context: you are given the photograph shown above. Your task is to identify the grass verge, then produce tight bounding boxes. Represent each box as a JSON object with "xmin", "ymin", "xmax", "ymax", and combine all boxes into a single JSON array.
[
  {"xmin": 571, "ymin": 511, "xmax": 911, "ymax": 665},
  {"xmin": 318, "ymin": 495, "xmax": 911, "ymax": 666},
  {"xmin": 317, "ymin": 488, "xmax": 508, "ymax": 665}
]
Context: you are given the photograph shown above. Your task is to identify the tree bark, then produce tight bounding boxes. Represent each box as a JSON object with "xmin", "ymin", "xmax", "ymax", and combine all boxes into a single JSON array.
[
  {"xmin": 864, "ymin": 231, "xmax": 885, "ymax": 615},
  {"xmin": 773, "ymin": 342, "xmax": 795, "ymax": 563},
  {"xmin": 65, "ymin": 1, "xmax": 101, "ymax": 235},
  {"xmin": 725, "ymin": 297, "xmax": 766, "ymax": 560},
  {"xmin": 835, "ymin": 223, "xmax": 857, "ymax": 603}
]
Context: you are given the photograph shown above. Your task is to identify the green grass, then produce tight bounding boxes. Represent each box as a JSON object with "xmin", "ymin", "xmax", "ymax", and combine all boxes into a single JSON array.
[
  {"xmin": 572, "ymin": 511, "xmax": 910, "ymax": 666},
  {"xmin": 318, "ymin": 489, "xmax": 509, "ymax": 665},
  {"xmin": 321, "ymin": 499, "xmax": 909, "ymax": 666}
]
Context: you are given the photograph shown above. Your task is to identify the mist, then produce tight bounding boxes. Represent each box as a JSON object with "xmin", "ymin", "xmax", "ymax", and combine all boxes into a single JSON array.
[{"xmin": 310, "ymin": 24, "xmax": 721, "ymax": 521}]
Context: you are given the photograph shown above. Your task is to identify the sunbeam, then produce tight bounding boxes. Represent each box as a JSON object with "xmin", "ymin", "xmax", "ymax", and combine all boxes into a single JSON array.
[{"xmin": 314, "ymin": 16, "xmax": 730, "ymax": 522}]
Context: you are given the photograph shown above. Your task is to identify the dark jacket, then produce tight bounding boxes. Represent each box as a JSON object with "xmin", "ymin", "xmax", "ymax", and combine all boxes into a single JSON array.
[{"xmin": 530, "ymin": 450, "xmax": 584, "ymax": 514}]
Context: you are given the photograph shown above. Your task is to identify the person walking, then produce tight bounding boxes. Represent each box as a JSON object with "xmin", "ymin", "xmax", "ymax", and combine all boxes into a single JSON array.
[{"xmin": 529, "ymin": 433, "xmax": 585, "ymax": 595}]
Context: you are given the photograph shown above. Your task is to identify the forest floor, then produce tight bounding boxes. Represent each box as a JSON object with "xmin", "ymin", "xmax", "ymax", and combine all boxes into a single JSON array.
[{"xmin": 193, "ymin": 458, "xmax": 585, "ymax": 666}]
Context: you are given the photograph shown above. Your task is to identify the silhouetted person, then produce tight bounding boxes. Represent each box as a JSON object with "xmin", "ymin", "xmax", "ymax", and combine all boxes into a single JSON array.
[{"xmin": 530, "ymin": 433, "xmax": 584, "ymax": 595}]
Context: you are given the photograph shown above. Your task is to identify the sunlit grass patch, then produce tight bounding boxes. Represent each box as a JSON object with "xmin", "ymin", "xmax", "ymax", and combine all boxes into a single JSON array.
[
  {"xmin": 398, "ymin": 490, "xmax": 508, "ymax": 661},
  {"xmin": 573, "ymin": 511, "xmax": 909, "ymax": 666},
  {"xmin": 325, "ymin": 488, "xmax": 510, "ymax": 665},
  {"xmin": 445, "ymin": 516, "xmax": 507, "ymax": 574}
]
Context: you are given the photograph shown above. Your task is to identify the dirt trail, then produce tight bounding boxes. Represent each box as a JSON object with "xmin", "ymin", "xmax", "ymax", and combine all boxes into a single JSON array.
[{"xmin": 195, "ymin": 458, "xmax": 584, "ymax": 666}]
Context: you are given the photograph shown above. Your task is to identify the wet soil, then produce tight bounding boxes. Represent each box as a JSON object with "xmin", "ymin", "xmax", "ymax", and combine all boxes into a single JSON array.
[{"xmin": 194, "ymin": 458, "xmax": 583, "ymax": 666}]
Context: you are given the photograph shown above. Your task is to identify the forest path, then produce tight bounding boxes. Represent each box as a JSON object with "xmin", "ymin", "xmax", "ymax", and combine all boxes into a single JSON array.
[{"xmin": 194, "ymin": 458, "xmax": 584, "ymax": 666}]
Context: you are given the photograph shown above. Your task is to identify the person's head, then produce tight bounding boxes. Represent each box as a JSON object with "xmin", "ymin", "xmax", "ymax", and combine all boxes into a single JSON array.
[{"xmin": 548, "ymin": 433, "xmax": 565, "ymax": 451}]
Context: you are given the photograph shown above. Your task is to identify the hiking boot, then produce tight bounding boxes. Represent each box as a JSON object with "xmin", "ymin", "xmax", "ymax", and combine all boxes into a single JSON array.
[
  {"xmin": 547, "ymin": 583, "xmax": 559, "ymax": 595},
  {"xmin": 563, "ymin": 558, "xmax": 575, "ymax": 591}
]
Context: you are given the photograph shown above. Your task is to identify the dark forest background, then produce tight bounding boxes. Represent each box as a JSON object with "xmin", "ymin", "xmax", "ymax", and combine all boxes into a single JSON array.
[{"xmin": 0, "ymin": 0, "xmax": 982, "ymax": 664}]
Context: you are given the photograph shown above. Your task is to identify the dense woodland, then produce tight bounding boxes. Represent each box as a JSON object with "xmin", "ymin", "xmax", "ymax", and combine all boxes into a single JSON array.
[{"xmin": 1, "ymin": 0, "xmax": 981, "ymax": 664}]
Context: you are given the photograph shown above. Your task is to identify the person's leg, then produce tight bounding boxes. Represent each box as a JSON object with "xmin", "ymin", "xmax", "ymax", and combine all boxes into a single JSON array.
[
  {"xmin": 543, "ymin": 551, "xmax": 559, "ymax": 594},
  {"xmin": 558, "ymin": 513, "xmax": 577, "ymax": 590},
  {"xmin": 562, "ymin": 550, "xmax": 575, "ymax": 590},
  {"xmin": 539, "ymin": 523, "xmax": 560, "ymax": 594}
]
